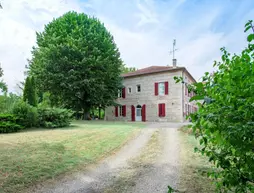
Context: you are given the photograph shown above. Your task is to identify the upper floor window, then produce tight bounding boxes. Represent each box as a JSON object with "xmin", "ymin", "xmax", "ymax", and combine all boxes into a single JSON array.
[
  {"xmin": 136, "ymin": 84, "xmax": 141, "ymax": 92},
  {"xmin": 118, "ymin": 90, "xmax": 122, "ymax": 98},
  {"xmin": 118, "ymin": 88, "xmax": 126, "ymax": 98},
  {"xmin": 128, "ymin": 87, "xmax": 132, "ymax": 94},
  {"xmin": 158, "ymin": 82, "xmax": 165, "ymax": 96}
]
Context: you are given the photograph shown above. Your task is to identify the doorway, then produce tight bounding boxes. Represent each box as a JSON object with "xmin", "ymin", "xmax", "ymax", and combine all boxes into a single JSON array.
[{"xmin": 136, "ymin": 105, "xmax": 142, "ymax": 121}]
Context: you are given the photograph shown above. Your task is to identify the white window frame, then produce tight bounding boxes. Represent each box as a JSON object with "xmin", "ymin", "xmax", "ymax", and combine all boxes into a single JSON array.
[
  {"xmin": 136, "ymin": 84, "xmax": 141, "ymax": 93},
  {"xmin": 158, "ymin": 82, "xmax": 165, "ymax": 96},
  {"xmin": 128, "ymin": 87, "xmax": 132, "ymax": 94}
]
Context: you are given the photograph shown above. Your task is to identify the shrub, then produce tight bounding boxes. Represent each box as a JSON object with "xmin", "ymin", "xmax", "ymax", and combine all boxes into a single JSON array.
[
  {"xmin": 37, "ymin": 107, "xmax": 73, "ymax": 128},
  {"xmin": 175, "ymin": 21, "xmax": 254, "ymax": 192},
  {"xmin": 12, "ymin": 101, "xmax": 38, "ymax": 128},
  {"xmin": 0, "ymin": 114, "xmax": 23, "ymax": 133}
]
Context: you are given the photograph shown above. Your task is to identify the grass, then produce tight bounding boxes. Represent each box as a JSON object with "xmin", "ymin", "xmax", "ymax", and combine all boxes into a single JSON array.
[
  {"xmin": 178, "ymin": 129, "xmax": 216, "ymax": 193},
  {"xmin": 0, "ymin": 121, "xmax": 144, "ymax": 193}
]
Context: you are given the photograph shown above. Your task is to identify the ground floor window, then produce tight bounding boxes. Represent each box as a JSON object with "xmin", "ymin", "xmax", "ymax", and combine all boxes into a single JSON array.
[{"xmin": 158, "ymin": 103, "xmax": 166, "ymax": 117}]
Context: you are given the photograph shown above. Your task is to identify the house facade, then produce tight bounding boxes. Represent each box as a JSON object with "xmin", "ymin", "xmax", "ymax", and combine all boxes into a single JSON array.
[{"xmin": 105, "ymin": 65, "xmax": 197, "ymax": 122}]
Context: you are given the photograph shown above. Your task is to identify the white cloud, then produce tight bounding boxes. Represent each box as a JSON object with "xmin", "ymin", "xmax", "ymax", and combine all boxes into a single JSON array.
[
  {"xmin": 0, "ymin": 0, "xmax": 253, "ymax": 93},
  {"xmin": 0, "ymin": 0, "xmax": 81, "ymax": 93}
]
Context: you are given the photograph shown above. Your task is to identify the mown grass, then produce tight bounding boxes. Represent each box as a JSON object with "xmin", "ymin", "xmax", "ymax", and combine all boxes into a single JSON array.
[
  {"xmin": 0, "ymin": 121, "xmax": 144, "ymax": 193},
  {"xmin": 178, "ymin": 129, "xmax": 216, "ymax": 193}
]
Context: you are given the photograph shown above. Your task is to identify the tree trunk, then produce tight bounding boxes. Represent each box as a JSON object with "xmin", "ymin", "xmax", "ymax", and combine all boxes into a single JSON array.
[
  {"xmin": 83, "ymin": 108, "xmax": 90, "ymax": 120},
  {"xmin": 99, "ymin": 107, "xmax": 101, "ymax": 119}
]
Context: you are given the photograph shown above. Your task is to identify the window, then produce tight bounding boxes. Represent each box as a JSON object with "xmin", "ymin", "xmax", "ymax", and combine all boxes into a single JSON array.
[
  {"xmin": 136, "ymin": 84, "xmax": 141, "ymax": 92},
  {"xmin": 118, "ymin": 89, "xmax": 122, "ymax": 98},
  {"xmin": 128, "ymin": 87, "xmax": 132, "ymax": 94},
  {"xmin": 119, "ymin": 106, "xmax": 123, "ymax": 116},
  {"xmin": 158, "ymin": 82, "xmax": 165, "ymax": 96},
  {"xmin": 118, "ymin": 105, "xmax": 126, "ymax": 117},
  {"xmin": 155, "ymin": 82, "xmax": 168, "ymax": 95},
  {"xmin": 118, "ymin": 88, "xmax": 126, "ymax": 98},
  {"xmin": 158, "ymin": 103, "xmax": 166, "ymax": 117}
]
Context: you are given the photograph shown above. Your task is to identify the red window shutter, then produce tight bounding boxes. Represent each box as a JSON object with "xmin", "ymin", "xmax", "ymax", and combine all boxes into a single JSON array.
[
  {"xmin": 142, "ymin": 104, "xmax": 146, "ymax": 122},
  {"xmin": 115, "ymin": 106, "xmax": 118, "ymax": 117},
  {"xmin": 165, "ymin": 82, "xmax": 168, "ymax": 95},
  {"xmin": 123, "ymin": 105, "xmax": 126, "ymax": 117},
  {"xmin": 122, "ymin": 88, "xmax": 126, "ymax": 98},
  {"xmin": 131, "ymin": 105, "xmax": 135, "ymax": 121},
  {"xmin": 155, "ymin": 83, "xmax": 158, "ymax": 96},
  {"xmin": 158, "ymin": 104, "xmax": 161, "ymax": 117},
  {"xmin": 162, "ymin": 103, "xmax": 166, "ymax": 117}
]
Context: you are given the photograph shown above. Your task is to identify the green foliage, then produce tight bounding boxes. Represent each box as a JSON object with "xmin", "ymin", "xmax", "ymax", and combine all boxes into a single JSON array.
[
  {"xmin": 175, "ymin": 21, "xmax": 254, "ymax": 192},
  {"xmin": 37, "ymin": 107, "xmax": 73, "ymax": 128},
  {"xmin": 38, "ymin": 92, "xmax": 52, "ymax": 108},
  {"xmin": 121, "ymin": 66, "xmax": 137, "ymax": 73},
  {"xmin": 28, "ymin": 11, "xmax": 123, "ymax": 116},
  {"xmin": 0, "ymin": 93, "xmax": 21, "ymax": 113},
  {"xmin": 23, "ymin": 77, "xmax": 37, "ymax": 106},
  {"xmin": 12, "ymin": 101, "xmax": 38, "ymax": 128},
  {"xmin": 0, "ymin": 63, "xmax": 8, "ymax": 94},
  {"xmin": 0, "ymin": 114, "xmax": 23, "ymax": 133}
]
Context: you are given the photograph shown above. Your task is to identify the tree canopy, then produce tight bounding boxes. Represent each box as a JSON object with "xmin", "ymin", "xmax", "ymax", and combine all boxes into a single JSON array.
[
  {"xmin": 121, "ymin": 66, "xmax": 137, "ymax": 73},
  {"xmin": 28, "ymin": 11, "xmax": 123, "ymax": 115}
]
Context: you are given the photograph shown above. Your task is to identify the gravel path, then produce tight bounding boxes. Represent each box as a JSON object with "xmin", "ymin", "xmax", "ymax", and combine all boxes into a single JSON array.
[
  {"xmin": 129, "ymin": 127, "xmax": 181, "ymax": 193},
  {"xmin": 29, "ymin": 123, "xmax": 184, "ymax": 193}
]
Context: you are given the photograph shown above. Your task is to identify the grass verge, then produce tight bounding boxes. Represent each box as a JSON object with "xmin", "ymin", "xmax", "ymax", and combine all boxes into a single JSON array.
[
  {"xmin": 177, "ymin": 130, "xmax": 216, "ymax": 193},
  {"xmin": 0, "ymin": 121, "xmax": 143, "ymax": 193}
]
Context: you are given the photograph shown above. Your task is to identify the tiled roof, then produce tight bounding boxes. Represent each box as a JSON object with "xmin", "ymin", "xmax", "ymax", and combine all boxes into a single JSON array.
[
  {"xmin": 121, "ymin": 65, "xmax": 196, "ymax": 83},
  {"xmin": 122, "ymin": 66, "xmax": 182, "ymax": 78}
]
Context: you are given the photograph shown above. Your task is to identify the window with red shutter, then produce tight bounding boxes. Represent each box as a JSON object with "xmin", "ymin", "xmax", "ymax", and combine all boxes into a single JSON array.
[
  {"xmin": 122, "ymin": 105, "xmax": 126, "ymax": 117},
  {"xmin": 122, "ymin": 88, "xmax": 126, "ymax": 98},
  {"xmin": 115, "ymin": 106, "xmax": 118, "ymax": 117},
  {"xmin": 158, "ymin": 103, "xmax": 166, "ymax": 117},
  {"xmin": 162, "ymin": 103, "xmax": 166, "ymax": 117},
  {"xmin": 155, "ymin": 83, "xmax": 158, "ymax": 96},
  {"xmin": 142, "ymin": 104, "xmax": 146, "ymax": 122},
  {"xmin": 131, "ymin": 105, "xmax": 135, "ymax": 121},
  {"xmin": 165, "ymin": 82, "xmax": 168, "ymax": 95}
]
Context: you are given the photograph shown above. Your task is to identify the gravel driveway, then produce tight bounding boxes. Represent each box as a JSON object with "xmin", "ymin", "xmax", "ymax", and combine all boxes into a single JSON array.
[{"xmin": 29, "ymin": 123, "xmax": 184, "ymax": 193}]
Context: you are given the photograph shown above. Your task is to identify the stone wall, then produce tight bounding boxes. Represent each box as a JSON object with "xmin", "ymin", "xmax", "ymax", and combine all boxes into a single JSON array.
[{"xmin": 105, "ymin": 69, "xmax": 189, "ymax": 122}]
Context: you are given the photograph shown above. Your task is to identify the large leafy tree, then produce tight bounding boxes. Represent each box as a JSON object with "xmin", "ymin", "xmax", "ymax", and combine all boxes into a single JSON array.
[
  {"xmin": 175, "ymin": 21, "xmax": 254, "ymax": 192},
  {"xmin": 29, "ymin": 11, "xmax": 123, "ymax": 117}
]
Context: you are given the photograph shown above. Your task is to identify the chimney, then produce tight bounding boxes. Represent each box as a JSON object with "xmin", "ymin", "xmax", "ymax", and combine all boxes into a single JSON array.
[{"xmin": 173, "ymin": 59, "xmax": 177, "ymax": 68}]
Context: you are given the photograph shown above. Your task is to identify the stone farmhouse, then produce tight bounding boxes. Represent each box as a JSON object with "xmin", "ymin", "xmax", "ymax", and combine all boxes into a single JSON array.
[{"xmin": 105, "ymin": 60, "xmax": 197, "ymax": 122}]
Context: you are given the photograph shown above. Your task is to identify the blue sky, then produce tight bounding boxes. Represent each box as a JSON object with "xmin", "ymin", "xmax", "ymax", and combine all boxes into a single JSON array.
[{"xmin": 0, "ymin": 0, "xmax": 253, "ymax": 93}]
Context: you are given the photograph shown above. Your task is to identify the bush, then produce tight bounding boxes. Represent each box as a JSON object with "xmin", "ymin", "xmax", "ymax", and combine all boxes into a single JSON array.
[
  {"xmin": 12, "ymin": 101, "xmax": 38, "ymax": 128},
  {"xmin": 37, "ymin": 107, "xmax": 73, "ymax": 128},
  {"xmin": 0, "ymin": 114, "xmax": 23, "ymax": 133}
]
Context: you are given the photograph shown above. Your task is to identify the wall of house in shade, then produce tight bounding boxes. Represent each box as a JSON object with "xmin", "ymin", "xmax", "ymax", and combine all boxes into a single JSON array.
[{"xmin": 105, "ymin": 69, "xmax": 197, "ymax": 122}]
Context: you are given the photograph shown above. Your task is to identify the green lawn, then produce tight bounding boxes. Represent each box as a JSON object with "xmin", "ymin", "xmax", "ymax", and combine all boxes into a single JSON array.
[
  {"xmin": 0, "ymin": 121, "xmax": 144, "ymax": 193},
  {"xmin": 178, "ymin": 129, "xmax": 216, "ymax": 193}
]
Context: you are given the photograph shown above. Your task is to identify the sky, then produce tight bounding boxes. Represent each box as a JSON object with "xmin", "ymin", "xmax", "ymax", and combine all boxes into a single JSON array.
[{"xmin": 0, "ymin": 0, "xmax": 254, "ymax": 93}]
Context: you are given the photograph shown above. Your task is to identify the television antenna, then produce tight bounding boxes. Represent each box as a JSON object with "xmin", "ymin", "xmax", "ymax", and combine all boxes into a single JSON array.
[{"xmin": 169, "ymin": 39, "xmax": 178, "ymax": 60}]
